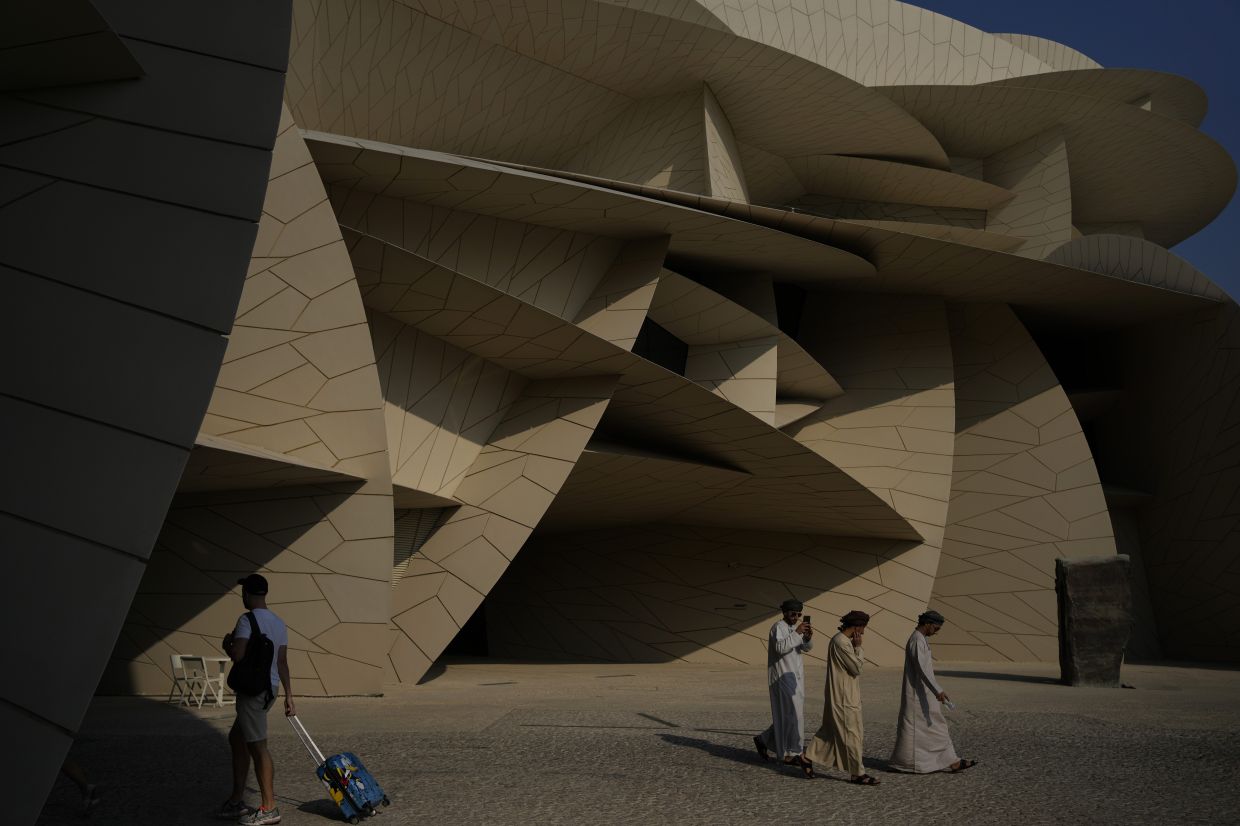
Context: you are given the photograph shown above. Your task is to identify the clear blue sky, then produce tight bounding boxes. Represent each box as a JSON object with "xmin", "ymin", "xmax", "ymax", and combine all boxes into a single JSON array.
[{"xmin": 919, "ymin": 0, "xmax": 1240, "ymax": 299}]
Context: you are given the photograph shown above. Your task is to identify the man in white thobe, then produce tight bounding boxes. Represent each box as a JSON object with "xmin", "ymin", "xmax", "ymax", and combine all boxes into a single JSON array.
[
  {"xmin": 890, "ymin": 610, "xmax": 978, "ymax": 774},
  {"xmin": 753, "ymin": 599, "xmax": 814, "ymax": 775}
]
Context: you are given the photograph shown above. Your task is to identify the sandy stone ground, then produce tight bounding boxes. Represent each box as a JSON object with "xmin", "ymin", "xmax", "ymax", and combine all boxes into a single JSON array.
[{"xmin": 39, "ymin": 659, "xmax": 1240, "ymax": 825}]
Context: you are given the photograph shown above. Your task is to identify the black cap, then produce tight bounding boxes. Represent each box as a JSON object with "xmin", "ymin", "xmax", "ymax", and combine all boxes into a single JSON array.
[{"xmin": 237, "ymin": 574, "xmax": 269, "ymax": 595}]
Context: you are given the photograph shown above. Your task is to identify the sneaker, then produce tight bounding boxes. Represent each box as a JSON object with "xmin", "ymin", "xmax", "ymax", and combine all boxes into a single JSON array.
[
  {"xmin": 239, "ymin": 807, "xmax": 281, "ymax": 825},
  {"xmin": 80, "ymin": 784, "xmax": 102, "ymax": 816},
  {"xmin": 217, "ymin": 800, "xmax": 254, "ymax": 820}
]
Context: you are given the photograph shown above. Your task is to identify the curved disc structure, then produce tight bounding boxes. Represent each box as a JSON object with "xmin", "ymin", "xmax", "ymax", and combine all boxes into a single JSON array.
[{"xmin": 8, "ymin": 2, "xmax": 1240, "ymax": 816}]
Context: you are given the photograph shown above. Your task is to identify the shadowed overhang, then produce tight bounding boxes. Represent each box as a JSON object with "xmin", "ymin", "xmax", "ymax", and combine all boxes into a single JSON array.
[
  {"xmin": 304, "ymin": 131, "xmax": 877, "ymax": 282},
  {"xmin": 874, "ymin": 83, "xmax": 1236, "ymax": 247}
]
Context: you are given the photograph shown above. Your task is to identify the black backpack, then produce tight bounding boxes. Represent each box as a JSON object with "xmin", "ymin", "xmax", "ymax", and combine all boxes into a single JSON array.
[{"xmin": 227, "ymin": 612, "xmax": 275, "ymax": 700}]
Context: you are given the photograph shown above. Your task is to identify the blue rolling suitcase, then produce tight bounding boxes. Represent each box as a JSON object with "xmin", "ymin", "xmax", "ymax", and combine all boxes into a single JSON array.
[{"xmin": 289, "ymin": 715, "xmax": 390, "ymax": 823}]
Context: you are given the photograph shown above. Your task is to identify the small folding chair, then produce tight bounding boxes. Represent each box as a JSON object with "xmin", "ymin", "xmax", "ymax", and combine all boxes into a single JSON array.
[
  {"xmin": 168, "ymin": 654, "xmax": 193, "ymax": 706},
  {"xmin": 179, "ymin": 656, "xmax": 212, "ymax": 708}
]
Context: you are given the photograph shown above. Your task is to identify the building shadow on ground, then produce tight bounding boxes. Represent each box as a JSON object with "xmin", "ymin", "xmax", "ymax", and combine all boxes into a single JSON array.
[
  {"xmin": 937, "ymin": 669, "xmax": 1063, "ymax": 686},
  {"xmin": 37, "ymin": 696, "xmax": 340, "ymax": 825}
]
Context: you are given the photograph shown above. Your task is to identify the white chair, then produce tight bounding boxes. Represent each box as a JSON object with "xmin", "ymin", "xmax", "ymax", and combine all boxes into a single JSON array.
[
  {"xmin": 168, "ymin": 655, "xmax": 193, "ymax": 706},
  {"xmin": 180, "ymin": 656, "xmax": 229, "ymax": 708}
]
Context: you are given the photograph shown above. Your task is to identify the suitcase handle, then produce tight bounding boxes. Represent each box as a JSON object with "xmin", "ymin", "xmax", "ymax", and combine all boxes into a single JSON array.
[{"xmin": 287, "ymin": 714, "xmax": 327, "ymax": 766}]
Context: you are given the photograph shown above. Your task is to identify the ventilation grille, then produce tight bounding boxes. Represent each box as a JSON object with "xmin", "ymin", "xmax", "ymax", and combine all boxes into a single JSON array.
[{"xmin": 392, "ymin": 507, "xmax": 448, "ymax": 588}]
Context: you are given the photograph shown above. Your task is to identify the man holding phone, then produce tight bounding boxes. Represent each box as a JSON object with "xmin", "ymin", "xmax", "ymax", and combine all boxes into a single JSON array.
[
  {"xmin": 753, "ymin": 599, "xmax": 814, "ymax": 777},
  {"xmin": 806, "ymin": 610, "xmax": 878, "ymax": 785}
]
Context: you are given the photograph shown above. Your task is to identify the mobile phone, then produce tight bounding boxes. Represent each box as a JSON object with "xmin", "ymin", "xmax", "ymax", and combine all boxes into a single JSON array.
[{"xmin": 802, "ymin": 615, "xmax": 811, "ymax": 623}]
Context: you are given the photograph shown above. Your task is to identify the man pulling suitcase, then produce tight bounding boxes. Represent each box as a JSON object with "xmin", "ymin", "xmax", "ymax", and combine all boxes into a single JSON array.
[{"xmin": 217, "ymin": 574, "xmax": 294, "ymax": 825}]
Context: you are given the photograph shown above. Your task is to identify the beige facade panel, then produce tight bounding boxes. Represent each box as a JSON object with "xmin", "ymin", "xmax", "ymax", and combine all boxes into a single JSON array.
[
  {"xmin": 288, "ymin": 0, "xmax": 949, "ymax": 169},
  {"xmin": 538, "ymin": 168, "xmax": 1219, "ymax": 324},
  {"xmin": 1045, "ymin": 234, "xmax": 1225, "ymax": 301},
  {"xmin": 391, "ymin": 0, "xmax": 950, "ymax": 165},
  {"xmin": 783, "ymin": 294, "xmax": 956, "ymax": 632},
  {"xmin": 180, "ymin": 435, "xmax": 368, "ymax": 493},
  {"xmin": 203, "ymin": 104, "xmax": 390, "ymax": 484},
  {"xmin": 369, "ymin": 314, "xmax": 528, "ymax": 501},
  {"xmin": 388, "ymin": 377, "xmax": 619, "ymax": 680},
  {"xmin": 346, "ymin": 230, "xmax": 637, "ymax": 380},
  {"xmin": 792, "ymin": 194, "xmax": 987, "ymax": 230},
  {"xmin": 287, "ymin": 0, "xmax": 629, "ymax": 166},
  {"xmin": 983, "ymin": 126, "xmax": 1073, "ymax": 259},
  {"xmin": 306, "ymin": 131, "xmax": 876, "ymax": 281},
  {"xmin": 487, "ymin": 523, "xmax": 935, "ymax": 667},
  {"xmin": 560, "ymin": 89, "xmax": 709, "ymax": 194},
  {"xmin": 784, "ymin": 154, "xmax": 1013, "ymax": 210},
  {"xmin": 572, "ymin": 236, "xmax": 670, "ymax": 349},
  {"xmin": 105, "ymin": 484, "xmax": 391, "ymax": 698},
  {"xmin": 702, "ymin": 84, "xmax": 750, "ymax": 201},
  {"xmin": 677, "ymin": 0, "xmax": 1057, "ymax": 85},
  {"xmin": 929, "ymin": 304, "xmax": 1115, "ymax": 663},
  {"xmin": 106, "ymin": 98, "xmax": 395, "ymax": 700},
  {"xmin": 983, "ymin": 68, "xmax": 1207, "ymax": 126},
  {"xmin": 736, "ymin": 140, "xmax": 804, "ymax": 205},
  {"xmin": 991, "ymin": 34, "xmax": 1100, "ymax": 73},
  {"xmin": 686, "ymin": 337, "xmax": 779, "ymax": 423},
  {"xmin": 338, "ymin": 216, "xmax": 913, "ymax": 540},
  {"xmin": 603, "ymin": 362, "xmax": 921, "ymax": 539},
  {"xmin": 649, "ymin": 269, "xmax": 773, "ymax": 344},
  {"xmin": 876, "ymin": 84, "xmax": 1236, "ymax": 247},
  {"xmin": 337, "ymin": 196, "xmax": 628, "ymax": 328}
]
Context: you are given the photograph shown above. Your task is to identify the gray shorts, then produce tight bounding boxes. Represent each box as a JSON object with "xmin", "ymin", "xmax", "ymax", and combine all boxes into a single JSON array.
[{"xmin": 235, "ymin": 693, "xmax": 276, "ymax": 742}]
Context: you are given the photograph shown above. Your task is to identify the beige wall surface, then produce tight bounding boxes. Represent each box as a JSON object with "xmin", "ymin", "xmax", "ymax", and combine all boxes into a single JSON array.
[
  {"xmin": 929, "ymin": 304, "xmax": 1115, "ymax": 663},
  {"xmin": 105, "ymin": 100, "xmax": 394, "ymax": 699},
  {"xmin": 488, "ymin": 524, "xmax": 931, "ymax": 666},
  {"xmin": 783, "ymin": 294, "xmax": 956, "ymax": 663},
  {"xmin": 103, "ymin": 484, "xmax": 393, "ymax": 697},
  {"xmin": 388, "ymin": 377, "xmax": 618, "ymax": 682}
]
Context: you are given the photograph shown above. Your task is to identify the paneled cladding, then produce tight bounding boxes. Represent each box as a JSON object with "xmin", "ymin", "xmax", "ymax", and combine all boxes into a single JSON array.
[
  {"xmin": 6, "ymin": 4, "xmax": 1239, "ymax": 814},
  {"xmin": 2, "ymin": 1, "xmax": 292, "ymax": 821}
]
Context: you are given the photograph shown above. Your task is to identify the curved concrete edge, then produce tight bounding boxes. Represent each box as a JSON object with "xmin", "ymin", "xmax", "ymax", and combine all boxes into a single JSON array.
[
  {"xmin": 1045, "ymin": 234, "xmax": 1227, "ymax": 302},
  {"xmin": 0, "ymin": 2, "xmax": 293, "ymax": 822},
  {"xmin": 992, "ymin": 32, "xmax": 1101, "ymax": 72}
]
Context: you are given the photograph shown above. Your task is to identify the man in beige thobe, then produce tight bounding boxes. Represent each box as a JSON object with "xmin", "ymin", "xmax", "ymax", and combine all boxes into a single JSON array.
[
  {"xmin": 890, "ymin": 610, "xmax": 978, "ymax": 774},
  {"xmin": 806, "ymin": 610, "xmax": 879, "ymax": 785},
  {"xmin": 753, "ymin": 598, "xmax": 814, "ymax": 776}
]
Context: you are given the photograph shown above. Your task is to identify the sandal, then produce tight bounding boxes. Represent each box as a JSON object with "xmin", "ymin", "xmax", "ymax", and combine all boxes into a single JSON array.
[
  {"xmin": 850, "ymin": 775, "xmax": 880, "ymax": 786},
  {"xmin": 753, "ymin": 736, "xmax": 770, "ymax": 762},
  {"xmin": 949, "ymin": 758, "xmax": 978, "ymax": 773},
  {"xmin": 784, "ymin": 755, "xmax": 814, "ymax": 778}
]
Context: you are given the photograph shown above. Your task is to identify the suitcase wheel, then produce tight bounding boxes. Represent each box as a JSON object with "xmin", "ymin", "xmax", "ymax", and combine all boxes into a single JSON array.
[
  {"xmin": 382, "ymin": 796, "xmax": 390, "ymax": 807},
  {"xmin": 348, "ymin": 817, "xmax": 360, "ymax": 825}
]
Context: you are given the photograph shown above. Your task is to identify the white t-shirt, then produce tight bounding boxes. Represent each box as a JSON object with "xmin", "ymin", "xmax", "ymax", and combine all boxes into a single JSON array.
[{"xmin": 233, "ymin": 608, "xmax": 289, "ymax": 694}]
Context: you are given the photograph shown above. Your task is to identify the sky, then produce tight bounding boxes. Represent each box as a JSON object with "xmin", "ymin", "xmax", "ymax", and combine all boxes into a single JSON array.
[{"xmin": 918, "ymin": 0, "xmax": 1240, "ymax": 298}]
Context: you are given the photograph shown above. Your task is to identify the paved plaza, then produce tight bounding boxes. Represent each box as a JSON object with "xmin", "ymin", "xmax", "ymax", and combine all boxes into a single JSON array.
[{"xmin": 40, "ymin": 660, "xmax": 1240, "ymax": 825}]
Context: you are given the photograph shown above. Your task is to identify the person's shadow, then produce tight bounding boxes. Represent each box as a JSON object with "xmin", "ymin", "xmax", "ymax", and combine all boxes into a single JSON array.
[
  {"xmin": 864, "ymin": 756, "xmax": 897, "ymax": 773},
  {"xmin": 658, "ymin": 733, "xmax": 758, "ymax": 767},
  {"xmin": 659, "ymin": 733, "xmax": 857, "ymax": 781}
]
